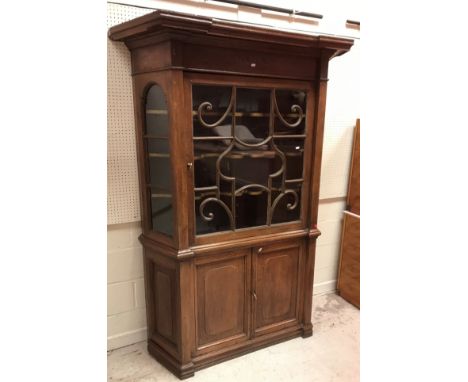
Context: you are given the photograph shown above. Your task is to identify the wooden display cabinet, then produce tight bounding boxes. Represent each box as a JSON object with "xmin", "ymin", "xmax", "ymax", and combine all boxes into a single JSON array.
[{"xmin": 109, "ymin": 10, "xmax": 353, "ymax": 379}]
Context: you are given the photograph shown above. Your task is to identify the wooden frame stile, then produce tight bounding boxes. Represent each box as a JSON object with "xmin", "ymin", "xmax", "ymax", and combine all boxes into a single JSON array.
[
  {"xmin": 168, "ymin": 69, "xmax": 197, "ymax": 374},
  {"xmin": 184, "ymin": 76, "xmax": 196, "ymax": 249},
  {"xmin": 301, "ymin": 49, "xmax": 335, "ymax": 337},
  {"xmin": 109, "ymin": 10, "xmax": 353, "ymax": 379}
]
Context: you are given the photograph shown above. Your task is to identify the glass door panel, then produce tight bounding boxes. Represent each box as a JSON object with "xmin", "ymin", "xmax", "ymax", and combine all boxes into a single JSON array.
[
  {"xmin": 145, "ymin": 84, "xmax": 174, "ymax": 237},
  {"xmin": 192, "ymin": 84, "xmax": 307, "ymax": 236}
]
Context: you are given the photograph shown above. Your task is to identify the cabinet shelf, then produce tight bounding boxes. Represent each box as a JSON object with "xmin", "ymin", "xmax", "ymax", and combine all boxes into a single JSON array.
[
  {"xmin": 146, "ymin": 109, "xmax": 168, "ymax": 115},
  {"xmin": 193, "ymin": 134, "xmax": 306, "ymax": 140},
  {"xmin": 192, "ymin": 111, "xmax": 304, "ymax": 118},
  {"xmin": 144, "ymin": 135, "xmax": 169, "ymax": 139},
  {"xmin": 151, "ymin": 193, "xmax": 172, "ymax": 198},
  {"xmin": 193, "ymin": 151, "xmax": 302, "ymax": 161},
  {"xmin": 151, "ymin": 189, "xmax": 296, "ymax": 200},
  {"xmin": 193, "ymin": 188, "xmax": 300, "ymax": 200},
  {"xmin": 194, "ymin": 151, "xmax": 275, "ymax": 160}
]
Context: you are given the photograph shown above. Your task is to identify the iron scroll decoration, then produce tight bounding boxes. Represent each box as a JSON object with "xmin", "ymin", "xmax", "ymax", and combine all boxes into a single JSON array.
[{"xmin": 195, "ymin": 87, "xmax": 304, "ymax": 231}]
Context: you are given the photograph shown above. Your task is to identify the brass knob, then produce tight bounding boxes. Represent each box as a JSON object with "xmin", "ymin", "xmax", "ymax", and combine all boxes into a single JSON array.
[
  {"xmin": 258, "ymin": 247, "xmax": 263, "ymax": 253},
  {"xmin": 187, "ymin": 162, "xmax": 193, "ymax": 169}
]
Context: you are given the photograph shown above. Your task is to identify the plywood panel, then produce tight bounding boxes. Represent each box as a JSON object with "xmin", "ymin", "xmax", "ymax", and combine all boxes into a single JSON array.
[
  {"xmin": 347, "ymin": 119, "xmax": 360, "ymax": 214},
  {"xmin": 337, "ymin": 212, "xmax": 360, "ymax": 308}
]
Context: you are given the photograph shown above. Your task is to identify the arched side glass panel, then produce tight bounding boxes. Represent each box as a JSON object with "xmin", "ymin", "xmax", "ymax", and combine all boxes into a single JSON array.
[
  {"xmin": 145, "ymin": 84, "xmax": 173, "ymax": 237},
  {"xmin": 192, "ymin": 85, "xmax": 307, "ymax": 236}
]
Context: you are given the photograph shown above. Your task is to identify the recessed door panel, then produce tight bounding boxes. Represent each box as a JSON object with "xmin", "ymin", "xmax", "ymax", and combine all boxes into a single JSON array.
[
  {"xmin": 196, "ymin": 250, "xmax": 250, "ymax": 350},
  {"xmin": 254, "ymin": 241, "xmax": 302, "ymax": 334}
]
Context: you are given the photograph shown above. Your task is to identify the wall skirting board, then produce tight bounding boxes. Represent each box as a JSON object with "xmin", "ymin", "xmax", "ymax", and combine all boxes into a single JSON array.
[
  {"xmin": 313, "ymin": 280, "xmax": 338, "ymax": 295},
  {"xmin": 108, "ymin": 327, "xmax": 147, "ymax": 351}
]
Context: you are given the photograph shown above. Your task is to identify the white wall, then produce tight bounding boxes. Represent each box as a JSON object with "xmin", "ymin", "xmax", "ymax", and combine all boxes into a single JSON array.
[
  {"xmin": 107, "ymin": 0, "xmax": 360, "ymax": 350},
  {"xmin": 107, "ymin": 222, "xmax": 147, "ymax": 349}
]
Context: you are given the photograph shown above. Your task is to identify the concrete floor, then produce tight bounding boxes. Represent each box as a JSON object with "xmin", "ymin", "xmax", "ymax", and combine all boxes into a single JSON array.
[{"xmin": 108, "ymin": 293, "xmax": 359, "ymax": 382}]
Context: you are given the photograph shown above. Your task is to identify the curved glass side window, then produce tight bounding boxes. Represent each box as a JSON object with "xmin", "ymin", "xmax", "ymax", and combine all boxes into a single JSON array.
[{"xmin": 145, "ymin": 85, "xmax": 173, "ymax": 237}]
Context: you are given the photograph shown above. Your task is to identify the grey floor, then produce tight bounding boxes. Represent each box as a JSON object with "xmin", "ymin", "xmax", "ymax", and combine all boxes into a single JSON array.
[{"xmin": 108, "ymin": 293, "xmax": 360, "ymax": 382}]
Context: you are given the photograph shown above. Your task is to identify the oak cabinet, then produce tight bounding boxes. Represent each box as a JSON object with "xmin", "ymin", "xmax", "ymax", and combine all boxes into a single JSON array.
[
  {"xmin": 194, "ymin": 241, "xmax": 304, "ymax": 353},
  {"xmin": 109, "ymin": 9, "xmax": 353, "ymax": 379}
]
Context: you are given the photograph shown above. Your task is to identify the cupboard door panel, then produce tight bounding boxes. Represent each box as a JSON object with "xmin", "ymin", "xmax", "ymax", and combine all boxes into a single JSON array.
[
  {"xmin": 254, "ymin": 241, "xmax": 302, "ymax": 334},
  {"xmin": 204, "ymin": 264, "xmax": 241, "ymax": 335},
  {"xmin": 196, "ymin": 250, "xmax": 250, "ymax": 351}
]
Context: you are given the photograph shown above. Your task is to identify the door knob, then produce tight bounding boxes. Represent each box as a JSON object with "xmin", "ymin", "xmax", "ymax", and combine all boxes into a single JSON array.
[
  {"xmin": 258, "ymin": 247, "xmax": 263, "ymax": 253},
  {"xmin": 187, "ymin": 162, "xmax": 193, "ymax": 169}
]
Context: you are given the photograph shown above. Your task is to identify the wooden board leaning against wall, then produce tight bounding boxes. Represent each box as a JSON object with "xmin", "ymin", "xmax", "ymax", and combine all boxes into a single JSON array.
[{"xmin": 337, "ymin": 119, "xmax": 360, "ymax": 308}]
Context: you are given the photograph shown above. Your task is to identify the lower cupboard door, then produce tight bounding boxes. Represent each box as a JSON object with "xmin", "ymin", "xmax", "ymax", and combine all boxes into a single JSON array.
[
  {"xmin": 253, "ymin": 240, "xmax": 303, "ymax": 336},
  {"xmin": 195, "ymin": 249, "xmax": 251, "ymax": 354}
]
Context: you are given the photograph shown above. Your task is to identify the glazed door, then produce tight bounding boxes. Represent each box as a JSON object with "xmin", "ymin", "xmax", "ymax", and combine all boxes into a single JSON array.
[
  {"xmin": 185, "ymin": 74, "xmax": 315, "ymax": 246},
  {"xmin": 194, "ymin": 249, "xmax": 251, "ymax": 354},
  {"xmin": 252, "ymin": 240, "xmax": 304, "ymax": 336}
]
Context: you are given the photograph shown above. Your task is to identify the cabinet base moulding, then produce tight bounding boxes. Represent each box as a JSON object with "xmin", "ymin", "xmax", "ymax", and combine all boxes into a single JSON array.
[
  {"xmin": 148, "ymin": 340, "xmax": 195, "ymax": 380},
  {"xmin": 148, "ymin": 324, "xmax": 312, "ymax": 378}
]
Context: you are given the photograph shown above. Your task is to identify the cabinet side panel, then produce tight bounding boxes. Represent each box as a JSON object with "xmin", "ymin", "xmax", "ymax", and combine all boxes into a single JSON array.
[
  {"xmin": 155, "ymin": 270, "xmax": 174, "ymax": 339},
  {"xmin": 144, "ymin": 249, "xmax": 179, "ymax": 359}
]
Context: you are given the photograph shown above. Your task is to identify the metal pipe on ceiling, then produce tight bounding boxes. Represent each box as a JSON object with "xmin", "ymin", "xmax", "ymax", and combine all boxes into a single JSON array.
[{"xmin": 206, "ymin": 0, "xmax": 323, "ymax": 19}]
